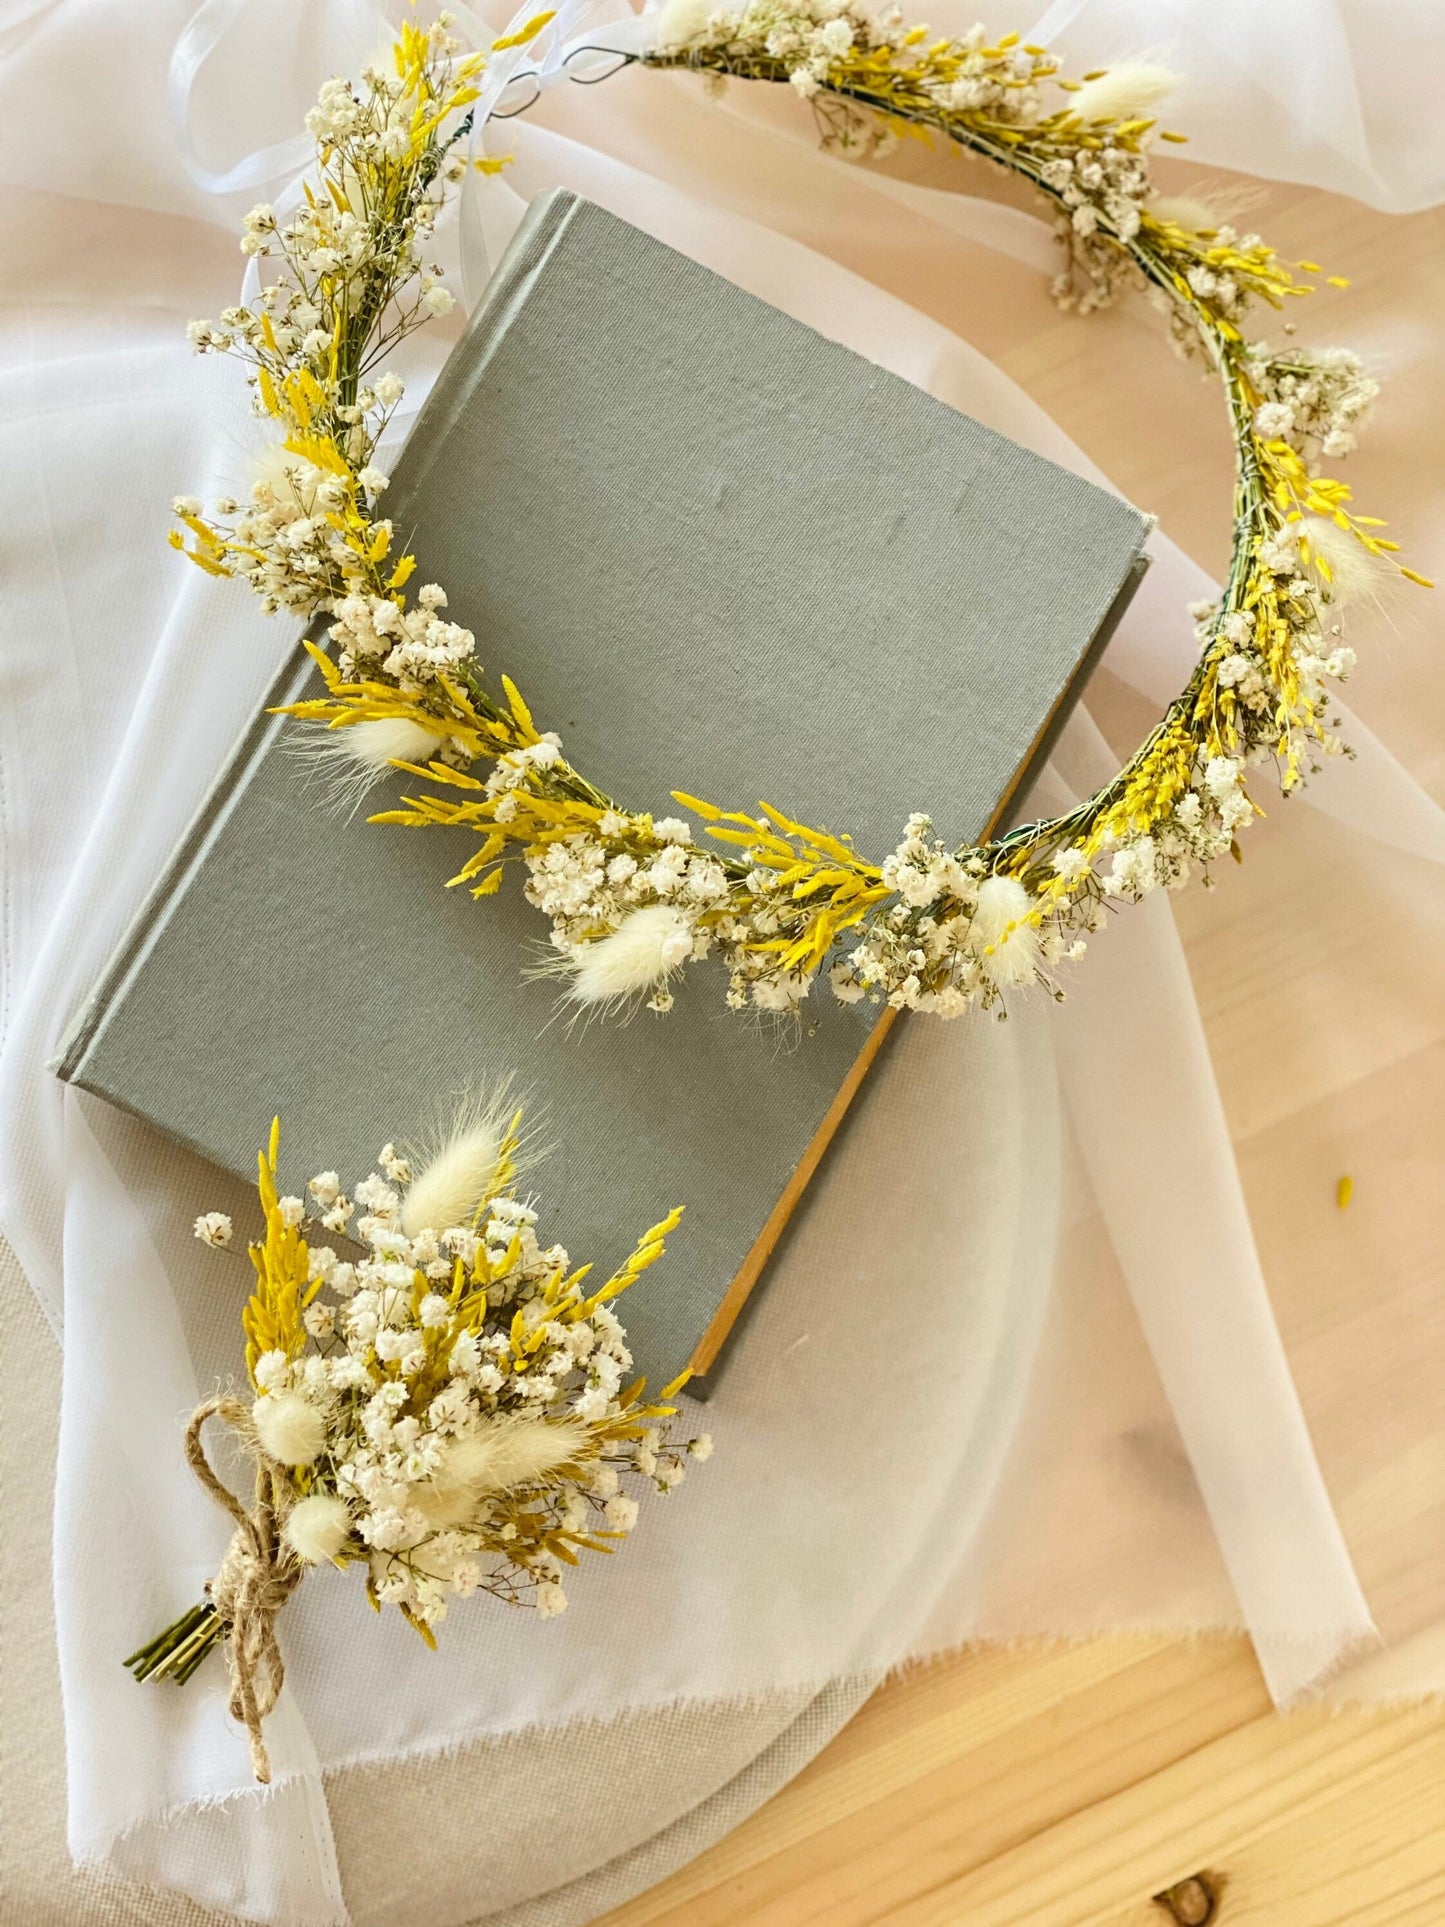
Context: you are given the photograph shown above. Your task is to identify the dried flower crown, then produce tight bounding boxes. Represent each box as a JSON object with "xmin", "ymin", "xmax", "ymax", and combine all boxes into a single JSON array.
[{"xmin": 172, "ymin": 7, "xmax": 1426, "ymax": 1026}]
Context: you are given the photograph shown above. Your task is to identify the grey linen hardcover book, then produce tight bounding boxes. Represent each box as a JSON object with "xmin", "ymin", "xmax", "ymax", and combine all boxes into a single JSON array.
[{"xmin": 54, "ymin": 190, "xmax": 1150, "ymax": 1394}]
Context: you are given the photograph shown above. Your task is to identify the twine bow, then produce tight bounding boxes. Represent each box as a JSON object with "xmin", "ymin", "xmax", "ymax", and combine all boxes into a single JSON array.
[{"xmin": 185, "ymin": 1395, "xmax": 304, "ymax": 1783}]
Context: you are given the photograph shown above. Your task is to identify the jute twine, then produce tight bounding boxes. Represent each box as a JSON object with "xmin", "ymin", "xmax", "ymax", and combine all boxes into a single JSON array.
[{"xmin": 185, "ymin": 1395, "xmax": 304, "ymax": 1783}]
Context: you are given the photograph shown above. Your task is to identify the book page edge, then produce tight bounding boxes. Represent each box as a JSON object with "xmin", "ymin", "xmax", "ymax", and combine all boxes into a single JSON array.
[
  {"xmin": 688, "ymin": 539, "xmax": 1151, "ymax": 1380},
  {"xmin": 687, "ymin": 1003, "xmax": 899, "ymax": 1378}
]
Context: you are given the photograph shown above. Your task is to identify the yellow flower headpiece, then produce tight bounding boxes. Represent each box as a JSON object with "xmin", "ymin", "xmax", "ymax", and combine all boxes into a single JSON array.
[{"xmin": 172, "ymin": 6, "xmax": 1425, "ymax": 1026}]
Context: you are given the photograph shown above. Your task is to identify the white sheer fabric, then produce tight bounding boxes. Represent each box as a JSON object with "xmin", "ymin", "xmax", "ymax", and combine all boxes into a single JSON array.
[
  {"xmin": 1, "ymin": 2, "xmax": 1442, "ymax": 1921},
  {"xmin": 1008, "ymin": 0, "xmax": 1445, "ymax": 213}
]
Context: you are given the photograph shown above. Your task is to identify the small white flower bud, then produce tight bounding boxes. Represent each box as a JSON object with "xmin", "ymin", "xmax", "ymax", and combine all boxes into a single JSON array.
[
  {"xmin": 253, "ymin": 1391, "xmax": 326, "ymax": 1466},
  {"xmin": 193, "ymin": 1211, "xmax": 232, "ymax": 1249},
  {"xmin": 283, "ymin": 1493, "xmax": 351, "ymax": 1565}
]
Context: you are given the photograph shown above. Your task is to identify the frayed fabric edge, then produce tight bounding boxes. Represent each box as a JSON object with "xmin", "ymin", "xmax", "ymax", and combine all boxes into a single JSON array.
[
  {"xmin": 71, "ymin": 1771, "xmax": 350, "ymax": 1927},
  {"xmin": 1261, "ymin": 1620, "xmax": 1385, "ymax": 1708},
  {"xmin": 882, "ymin": 1619, "xmax": 1390, "ymax": 1707},
  {"xmin": 70, "ymin": 1616, "xmax": 1415, "ymax": 1927}
]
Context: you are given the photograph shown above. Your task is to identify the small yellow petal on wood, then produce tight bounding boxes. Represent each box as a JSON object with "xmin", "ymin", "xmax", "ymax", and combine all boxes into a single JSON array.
[{"xmin": 1336, "ymin": 1175, "xmax": 1353, "ymax": 1210}]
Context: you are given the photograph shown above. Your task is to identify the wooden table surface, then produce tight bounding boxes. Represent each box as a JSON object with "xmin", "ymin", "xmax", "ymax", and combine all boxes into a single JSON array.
[
  {"xmin": 600, "ymin": 1637, "xmax": 1445, "ymax": 1925},
  {"xmin": 600, "ymin": 161, "xmax": 1445, "ymax": 1927}
]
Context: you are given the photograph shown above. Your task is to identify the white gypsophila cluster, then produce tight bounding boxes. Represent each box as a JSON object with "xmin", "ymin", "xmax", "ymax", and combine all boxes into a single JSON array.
[
  {"xmin": 523, "ymin": 812, "xmax": 731, "ymax": 1013},
  {"xmin": 917, "ymin": 19, "xmax": 1052, "ymax": 123},
  {"xmin": 1040, "ymin": 143, "xmax": 1155, "ymax": 313},
  {"xmin": 826, "ymin": 783, "xmax": 1221, "ymax": 1018},
  {"xmin": 173, "ymin": 433, "xmax": 385, "ymax": 621},
  {"xmin": 193, "ymin": 1211, "xmax": 234, "ymax": 1249},
  {"xmin": 659, "ymin": 0, "xmax": 873, "ymax": 154},
  {"xmin": 1138, "ymin": 220, "xmax": 1273, "ymax": 362},
  {"xmin": 1244, "ymin": 344, "xmax": 1380, "ymax": 464},
  {"xmin": 216, "ymin": 1147, "xmax": 707, "ymax": 1629},
  {"xmin": 654, "ymin": 0, "xmax": 1053, "ymax": 158},
  {"xmin": 829, "ymin": 824, "xmax": 1075, "ymax": 1016},
  {"xmin": 328, "ymin": 580, "xmax": 475, "ymax": 687}
]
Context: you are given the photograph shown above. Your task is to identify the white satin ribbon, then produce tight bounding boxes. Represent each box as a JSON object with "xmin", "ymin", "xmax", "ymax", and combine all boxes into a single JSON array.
[
  {"xmin": 449, "ymin": 0, "xmax": 657, "ymax": 300},
  {"xmin": 167, "ymin": 0, "xmax": 653, "ymax": 313},
  {"xmin": 167, "ymin": 0, "xmax": 381, "ymax": 196}
]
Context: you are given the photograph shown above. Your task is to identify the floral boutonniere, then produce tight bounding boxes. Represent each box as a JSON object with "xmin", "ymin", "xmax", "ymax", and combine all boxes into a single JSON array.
[{"xmin": 128, "ymin": 1106, "xmax": 708, "ymax": 1780}]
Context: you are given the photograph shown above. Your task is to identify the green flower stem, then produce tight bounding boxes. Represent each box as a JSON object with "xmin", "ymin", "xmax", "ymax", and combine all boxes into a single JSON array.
[{"xmin": 125, "ymin": 1599, "xmax": 225, "ymax": 1688}]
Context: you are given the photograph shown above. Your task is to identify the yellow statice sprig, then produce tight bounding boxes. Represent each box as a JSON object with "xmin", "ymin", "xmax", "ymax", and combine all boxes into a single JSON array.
[
  {"xmin": 680, "ymin": 794, "xmax": 890, "ymax": 976},
  {"xmin": 241, "ymin": 1117, "xmax": 323, "ymax": 1384},
  {"xmin": 372, "ymin": 755, "xmax": 625, "ymax": 899},
  {"xmin": 281, "ymin": 639, "xmax": 507, "ymax": 763}
]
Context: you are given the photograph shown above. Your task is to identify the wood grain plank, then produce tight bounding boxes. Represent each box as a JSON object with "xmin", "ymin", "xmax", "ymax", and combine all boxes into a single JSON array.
[
  {"xmin": 883, "ymin": 1705, "xmax": 1445, "ymax": 1927},
  {"xmin": 600, "ymin": 1638, "xmax": 1273, "ymax": 1926}
]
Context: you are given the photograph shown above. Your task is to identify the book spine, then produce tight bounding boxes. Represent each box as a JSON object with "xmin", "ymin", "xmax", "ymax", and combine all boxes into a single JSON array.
[
  {"xmin": 387, "ymin": 188, "xmax": 583, "ymax": 514},
  {"xmin": 983, "ymin": 546, "xmax": 1151, "ymax": 840},
  {"xmin": 49, "ymin": 648, "xmax": 316, "ymax": 1085}
]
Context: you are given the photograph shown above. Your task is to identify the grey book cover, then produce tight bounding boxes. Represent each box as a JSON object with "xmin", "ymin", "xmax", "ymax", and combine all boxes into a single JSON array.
[{"xmin": 54, "ymin": 189, "xmax": 1150, "ymax": 1395}]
